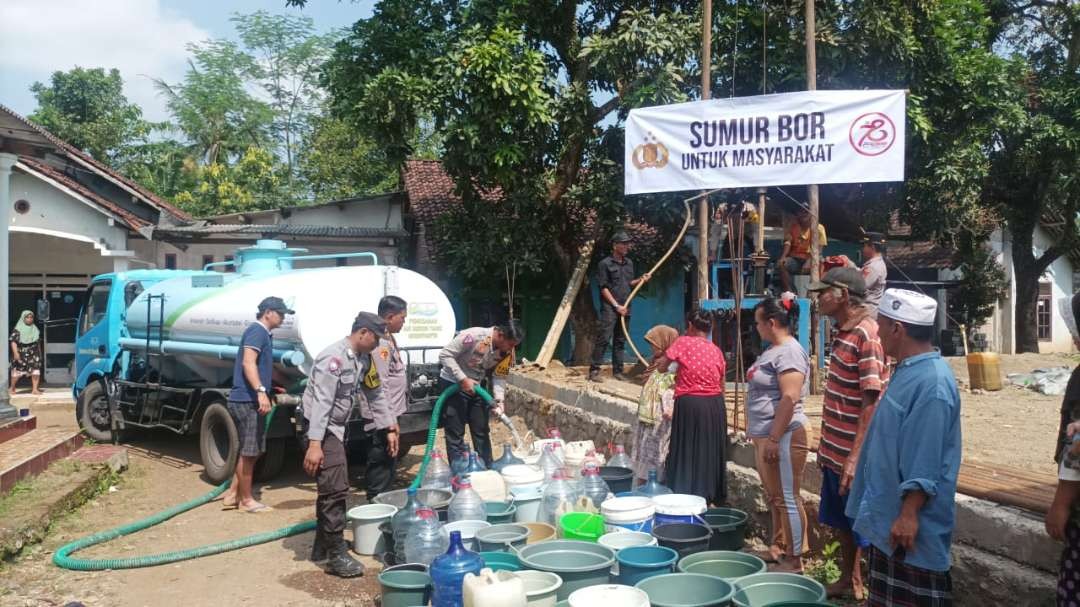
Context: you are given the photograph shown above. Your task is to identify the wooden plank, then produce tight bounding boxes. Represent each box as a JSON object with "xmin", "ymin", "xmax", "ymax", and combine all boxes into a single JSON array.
[{"xmin": 533, "ymin": 240, "xmax": 595, "ymax": 368}]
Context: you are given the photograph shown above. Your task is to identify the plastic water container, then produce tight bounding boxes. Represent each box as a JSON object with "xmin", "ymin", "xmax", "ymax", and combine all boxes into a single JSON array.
[
  {"xmin": 492, "ymin": 442, "xmax": 525, "ymax": 472},
  {"xmin": 467, "ymin": 451, "xmax": 488, "ymax": 473},
  {"xmin": 431, "ymin": 530, "xmax": 485, "ymax": 607},
  {"xmin": 452, "ymin": 448, "xmax": 472, "ymax": 476},
  {"xmin": 581, "ymin": 464, "xmax": 612, "ymax": 509},
  {"xmin": 424, "ymin": 448, "xmax": 453, "ymax": 490},
  {"xmin": 567, "ymin": 584, "xmax": 649, "ymax": 607},
  {"xmin": 537, "ymin": 444, "xmax": 565, "ymax": 483},
  {"xmin": 463, "ymin": 568, "xmax": 527, "ymax": 607},
  {"xmin": 405, "ymin": 508, "xmax": 450, "ymax": 566},
  {"xmin": 967, "ymin": 352, "xmax": 1003, "ymax": 391},
  {"xmin": 541, "ymin": 470, "xmax": 582, "ymax": 526},
  {"xmin": 633, "ymin": 469, "xmax": 672, "ymax": 497},
  {"xmin": 607, "ymin": 445, "xmax": 632, "ymax": 469},
  {"xmin": 502, "ymin": 464, "xmax": 545, "ymax": 523},
  {"xmin": 445, "ymin": 520, "xmax": 492, "ymax": 552},
  {"xmin": 601, "ymin": 496, "xmax": 656, "ymax": 533},
  {"xmin": 392, "ymin": 487, "xmax": 426, "ymax": 564},
  {"xmin": 652, "ymin": 494, "xmax": 708, "ymax": 527},
  {"xmin": 347, "ymin": 503, "xmax": 397, "ymax": 555},
  {"xmin": 449, "ymin": 476, "xmax": 488, "ymax": 523}
]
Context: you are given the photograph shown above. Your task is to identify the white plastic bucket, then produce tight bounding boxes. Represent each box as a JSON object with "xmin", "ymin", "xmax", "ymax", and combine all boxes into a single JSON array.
[
  {"xmin": 513, "ymin": 570, "xmax": 563, "ymax": 607},
  {"xmin": 445, "ymin": 520, "xmax": 492, "ymax": 551},
  {"xmin": 567, "ymin": 584, "xmax": 650, "ymax": 607},
  {"xmin": 502, "ymin": 464, "xmax": 544, "ymax": 487},
  {"xmin": 652, "ymin": 494, "xmax": 707, "ymax": 526},
  {"xmin": 598, "ymin": 531, "xmax": 658, "ymax": 576},
  {"xmin": 601, "ymin": 496, "xmax": 655, "ymax": 533},
  {"xmin": 513, "ymin": 494, "xmax": 544, "ymax": 523},
  {"xmin": 346, "ymin": 503, "xmax": 397, "ymax": 555}
]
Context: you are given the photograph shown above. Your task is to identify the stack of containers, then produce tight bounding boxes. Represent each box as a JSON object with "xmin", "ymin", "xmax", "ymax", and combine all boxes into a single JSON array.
[{"xmin": 500, "ymin": 464, "xmax": 545, "ymax": 523}]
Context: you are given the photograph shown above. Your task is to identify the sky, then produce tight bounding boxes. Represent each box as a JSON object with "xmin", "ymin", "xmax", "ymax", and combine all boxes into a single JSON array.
[{"xmin": 0, "ymin": 0, "xmax": 375, "ymax": 123}]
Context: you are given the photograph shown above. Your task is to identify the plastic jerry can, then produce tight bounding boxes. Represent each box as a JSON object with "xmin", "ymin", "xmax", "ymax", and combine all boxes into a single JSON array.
[
  {"xmin": 966, "ymin": 352, "xmax": 1003, "ymax": 391},
  {"xmin": 463, "ymin": 567, "xmax": 527, "ymax": 607}
]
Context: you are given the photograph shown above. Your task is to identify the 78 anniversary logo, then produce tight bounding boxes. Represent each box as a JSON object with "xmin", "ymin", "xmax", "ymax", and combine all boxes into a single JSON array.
[{"xmin": 849, "ymin": 112, "xmax": 897, "ymax": 157}]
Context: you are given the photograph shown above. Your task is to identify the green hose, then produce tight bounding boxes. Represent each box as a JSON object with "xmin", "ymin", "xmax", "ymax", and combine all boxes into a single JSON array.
[
  {"xmin": 54, "ymin": 384, "xmax": 494, "ymax": 570},
  {"xmin": 409, "ymin": 384, "xmax": 493, "ymax": 490}
]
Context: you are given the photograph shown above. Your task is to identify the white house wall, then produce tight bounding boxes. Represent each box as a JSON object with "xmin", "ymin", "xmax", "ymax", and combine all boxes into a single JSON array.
[{"xmin": 9, "ymin": 172, "xmax": 131, "ymax": 256}]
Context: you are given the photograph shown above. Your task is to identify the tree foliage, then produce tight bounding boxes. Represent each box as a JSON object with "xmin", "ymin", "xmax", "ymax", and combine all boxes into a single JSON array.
[{"xmin": 29, "ymin": 67, "xmax": 153, "ymax": 162}]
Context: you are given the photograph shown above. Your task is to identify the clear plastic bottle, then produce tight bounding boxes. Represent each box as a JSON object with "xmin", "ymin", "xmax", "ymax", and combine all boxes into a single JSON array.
[
  {"xmin": 447, "ymin": 476, "xmax": 487, "ymax": 523},
  {"xmin": 540, "ymin": 470, "xmax": 581, "ymax": 525},
  {"xmin": 430, "ymin": 530, "xmax": 484, "ymax": 607},
  {"xmin": 490, "ymin": 442, "xmax": 524, "ymax": 472},
  {"xmin": 547, "ymin": 428, "xmax": 566, "ymax": 462},
  {"xmin": 583, "ymin": 448, "xmax": 601, "ymax": 469},
  {"xmin": 581, "ymin": 463, "xmax": 611, "ymax": 508},
  {"xmin": 451, "ymin": 447, "xmax": 472, "ymax": 477},
  {"xmin": 423, "ymin": 448, "xmax": 453, "ymax": 490},
  {"xmin": 634, "ymin": 468, "xmax": 673, "ymax": 497},
  {"xmin": 607, "ymin": 444, "xmax": 633, "ymax": 469},
  {"xmin": 404, "ymin": 507, "xmax": 450, "ymax": 566},
  {"xmin": 537, "ymin": 443, "xmax": 564, "ymax": 484},
  {"xmin": 392, "ymin": 487, "xmax": 425, "ymax": 564}
]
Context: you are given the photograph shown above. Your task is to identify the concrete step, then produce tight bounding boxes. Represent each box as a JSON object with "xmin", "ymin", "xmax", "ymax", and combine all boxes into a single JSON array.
[
  {"xmin": 0, "ymin": 416, "xmax": 37, "ymax": 445},
  {"xmin": 0, "ymin": 427, "xmax": 84, "ymax": 492}
]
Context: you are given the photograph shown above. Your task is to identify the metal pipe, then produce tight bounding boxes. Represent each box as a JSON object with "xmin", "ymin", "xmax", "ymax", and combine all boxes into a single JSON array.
[
  {"xmin": 280, "ymin": 251, "xmax": 379, "ymax": 267},
  {"xmin": 117, "ymin": 337, "xmax": 306, "ymax": 367}
]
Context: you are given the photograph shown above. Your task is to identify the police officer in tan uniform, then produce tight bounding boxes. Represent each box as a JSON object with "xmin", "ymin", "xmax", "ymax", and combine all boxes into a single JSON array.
[
  {"xmin": 302, "ymin": 311, "xmax": 385, "ymax": 578},
  {"xmin": 360, "ymin": 295, "xmax": 409, "ymax": 500},
  {"xmin": 438, "ymin": 320, "xmax": 525, "ymax": 466}
]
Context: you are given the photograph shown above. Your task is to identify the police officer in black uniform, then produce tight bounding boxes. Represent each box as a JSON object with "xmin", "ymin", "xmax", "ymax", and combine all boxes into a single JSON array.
[
  {"xmin": 302, "ymin": 311, "xmax": 385, "ymax": 578},
  {"xmin": 589, "ymin": 231, "xmax": 650, "ymax": 382}
]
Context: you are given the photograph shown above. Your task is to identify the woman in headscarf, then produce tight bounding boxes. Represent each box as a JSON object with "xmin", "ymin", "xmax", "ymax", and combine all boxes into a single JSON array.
[
  {"xmin": 631, "ymin": 325, "xmax": 679, "ymax": 483},
  {"xmin": 9, "ymin": 310, "xmax": 43, "ymax": 395}
]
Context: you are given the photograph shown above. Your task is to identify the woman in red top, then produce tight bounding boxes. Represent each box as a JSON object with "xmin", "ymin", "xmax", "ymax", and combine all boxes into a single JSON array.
[{"xmin": 655, "ymin": 308, "xmax": 727, "ymax": 504}]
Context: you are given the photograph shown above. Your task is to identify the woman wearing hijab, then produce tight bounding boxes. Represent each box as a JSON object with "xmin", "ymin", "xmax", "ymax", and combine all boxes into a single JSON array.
[
  {"xmin": 10, "ymin": 310, "xmax": 43, "ymax": 395},
  {"xmin": 631, "ymin": 325, "xmax": 679, "ymax": 483}
]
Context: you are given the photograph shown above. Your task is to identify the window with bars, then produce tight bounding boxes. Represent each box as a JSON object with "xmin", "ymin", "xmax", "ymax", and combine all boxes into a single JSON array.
[{"xmin": 1037, "ymin": 283, "xmax": 1052, "ymax": 341}]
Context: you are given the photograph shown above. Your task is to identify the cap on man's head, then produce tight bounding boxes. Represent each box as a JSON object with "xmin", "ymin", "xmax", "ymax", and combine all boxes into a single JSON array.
[
  {"xmin": 612, "ymin": 230, "xmax": 633, "ymax": 243},
  {"xmin": 807, "ymin": 267, "xmax": 866, "ymax": 298},
  {"xmin": 879, "ymin": 289, "xmax": 937, "ymax": 326},
  {"xmin": 258, "ymin": 296, "xmax": 294, "ymax": 316},
  {"xmin": 352, "ymin": 311, "xmax": 387, "ymax": 338},
  {"xmin": 861, "ymin": 230, "xmax": 887, "ymax": 246}
]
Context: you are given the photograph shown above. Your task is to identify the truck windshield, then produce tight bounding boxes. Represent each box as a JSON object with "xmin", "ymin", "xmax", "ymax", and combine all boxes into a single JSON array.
[{"xmin": 80, "ymin": 280, "xmax": 111, "ymax": 336}]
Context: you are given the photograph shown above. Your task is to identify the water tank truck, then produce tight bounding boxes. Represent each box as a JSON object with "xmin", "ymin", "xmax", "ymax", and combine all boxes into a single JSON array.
[{"xmin": 71, "ymin": 239, "xmax": 456, "ymax": 482}]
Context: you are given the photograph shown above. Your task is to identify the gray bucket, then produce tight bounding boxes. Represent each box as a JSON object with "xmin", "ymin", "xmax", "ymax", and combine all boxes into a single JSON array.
[
  {"xmin": 731, "ymin": 573, "xmax": 827, "ymax": 607},
  {"xmin": 635, "ymin": 572, "xmax": 735, "ymax": 607},
  {"xmin": 476, "ymin": 523, "xmax": 531, "ymax": 552},
  {"xmin": 677, "ymin": 550, "xmax": 767, "ymax": 581},
  {"xmin": 514, "ymin": 540, "xmax": 615, "ymax": 601}
]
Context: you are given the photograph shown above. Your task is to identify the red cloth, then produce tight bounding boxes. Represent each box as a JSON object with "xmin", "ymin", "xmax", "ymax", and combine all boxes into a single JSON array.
[{"xmin": 665, "ymin": 336, "xmax": 726, "ymax": 398}]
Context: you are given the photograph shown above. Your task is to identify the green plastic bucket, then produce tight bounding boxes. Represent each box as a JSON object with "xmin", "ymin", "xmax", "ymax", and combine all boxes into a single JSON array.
[
  {"xmin": 377, "ymin": 569, "xmax": 432, "ymax": 607},
  {"xmin": 476, "ymin": 523, "xmax": 531, "ymax": 552},
  {"xmin": 634, "ymin": 572, "xmax": 735, "ymax": 607},
  {"xmin": 559, "ymin": 512, "xmax": 606, "ymax": 542},
  {"xmin": 732, "ymin": 573, "xmax": 827, "ymax": 607},
  {"xmin": 678, "ymin": 551, "xmax": 767, "ymax": 581},
  {"xmin": 702, "ymin": 508, "xmax": 748, "ymax": 551},
  {"xmin": 515, "ymin": 540, "xmax": 616, "ymax": 601},
  {"xmin": 486, "ymin": 501, "xmax": 519, "ymax": 524},
  {"xmin": 481, "ymin": 551, "xmax": 523, "ymax": 572}
]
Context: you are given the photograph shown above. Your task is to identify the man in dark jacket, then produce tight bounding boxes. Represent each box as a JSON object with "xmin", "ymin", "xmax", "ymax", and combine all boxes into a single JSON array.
[{"xmin": 589, "ymin": 231, "xmax": 650, "ymax": 382}]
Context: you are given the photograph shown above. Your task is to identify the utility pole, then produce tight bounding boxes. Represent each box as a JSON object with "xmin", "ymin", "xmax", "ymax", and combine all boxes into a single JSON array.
[
  {"xmin": 805, "ymin": 0, "xmax": 822, "ymax": 387},
  {"xmin": 0, "ymin": 153, "xmax": 18, "ymax": 420},
  {"xmin": 697, "ymin": 0, "xmax": 712, "ymax": 304}
]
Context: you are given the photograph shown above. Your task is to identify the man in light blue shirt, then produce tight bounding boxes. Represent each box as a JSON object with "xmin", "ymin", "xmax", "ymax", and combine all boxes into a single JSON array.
[{"xmin": 845, "ymin": 289, "xmax": 961, "ymax": 606}]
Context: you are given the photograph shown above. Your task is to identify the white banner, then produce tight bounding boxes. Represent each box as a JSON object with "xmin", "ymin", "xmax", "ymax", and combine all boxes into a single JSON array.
[{"xmin": 625, "ymin": 90, "xmax": 906, "ymax": 195}]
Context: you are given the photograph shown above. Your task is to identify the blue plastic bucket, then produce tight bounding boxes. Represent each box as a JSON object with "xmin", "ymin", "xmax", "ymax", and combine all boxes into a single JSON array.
[
  {"xmin": 652, "ymin": 494, "xmax": 708, "ymax": 527},
  {"xmin": 601, "ymin": 496, "xmax": 655, "ymax": 533},
  {"xmin": 616, "ymin": 545, "xmax": 679, "ymax": 586}
]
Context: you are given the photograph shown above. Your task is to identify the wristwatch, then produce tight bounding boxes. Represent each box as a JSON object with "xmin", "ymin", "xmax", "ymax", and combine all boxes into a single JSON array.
[{"xmin": 256, "ymin": 385, "xmax": 268, "ymax": 394}]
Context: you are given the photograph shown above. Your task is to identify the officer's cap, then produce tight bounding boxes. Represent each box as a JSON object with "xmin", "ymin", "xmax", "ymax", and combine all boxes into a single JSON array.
[{"xmin": 352, "ymin": 311, "xmax": 387, "ymax": 338}]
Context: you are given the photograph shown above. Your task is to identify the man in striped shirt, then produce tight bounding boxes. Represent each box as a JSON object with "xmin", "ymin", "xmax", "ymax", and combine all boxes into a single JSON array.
[{"xmin": 808, "ymin": 267, "xmax": 889, "ymax": 600}]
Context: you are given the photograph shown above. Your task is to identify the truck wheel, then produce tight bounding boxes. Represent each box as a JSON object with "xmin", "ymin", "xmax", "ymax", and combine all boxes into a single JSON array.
[
  {"xmin": 77, "ymin": 381, "xmax": 123, "ymax": 442},
  {"xmin": 254, "ymin": 438, "xmax": 287, "ymax": 481},
  {"xmin": 200, "ymin": 401, "xmax": 238, "ymax": 484}
]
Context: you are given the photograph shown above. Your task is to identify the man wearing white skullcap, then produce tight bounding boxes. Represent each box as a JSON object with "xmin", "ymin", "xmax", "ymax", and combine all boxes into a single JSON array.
[{"xmin": 845, "ymin": 289, "xmax": 961, "ymax": 606}]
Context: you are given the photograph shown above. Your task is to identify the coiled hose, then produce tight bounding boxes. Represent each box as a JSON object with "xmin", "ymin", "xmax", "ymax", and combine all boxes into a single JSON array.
[{"xmin": 54, "ymin": 383, "xmax": 493, "ymax": 570}]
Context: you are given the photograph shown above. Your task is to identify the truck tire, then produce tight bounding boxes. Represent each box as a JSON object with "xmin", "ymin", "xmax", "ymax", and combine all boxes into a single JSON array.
[
  {"xmin": 254, "ymin": 438, "xmax": 287, "ymax": 481},
  {"xmin": 76, "ymin": 380, "xmax": 124, "ymax": 442},
  {"xmin": 200, "ymin": 401, "xmax": 238, "ymax": 484}
]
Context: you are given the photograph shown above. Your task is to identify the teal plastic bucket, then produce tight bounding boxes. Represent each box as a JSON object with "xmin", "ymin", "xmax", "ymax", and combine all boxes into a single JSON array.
[
  {"xmin": 515, "ymin": 540, "xmax": 616, "ymax": 601},
  {"xmin": 732, "ymin": 573, "xmax": 827, "ymax": 607},
  {"xmin": 486, "ymin": 501, "xmax": 519, "ymax": 524},
  {"xmin": 678, "ymin": 550, "xmax": 767, "ymax": 581},
  {"xmin": 481, "ymin": 551, "xmax": 523, "ymax": 572},
  {"xmin": 615, "ymin": 545, "xmax": 679, "ymax": 586},
  {"xmin": 377, "ymin": 569, "xmax": 432, "ymax": 607},
  {"xmin": 702, "ymin": 508, "xmax": 749, "ymax": 551},
  {"xmin": 635, "ymin": 572, "xmax": 735, "ymax": 607},
  {"xmin": 766, "ymin": 603, "xmax": 838, "ymax": 606}
]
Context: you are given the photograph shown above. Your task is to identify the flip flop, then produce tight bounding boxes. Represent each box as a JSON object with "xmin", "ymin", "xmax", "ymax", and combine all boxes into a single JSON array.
[
  {"xmin": 221, "ymin": 501, "xmax": 238, "ymax": 511},
  {"xmin": 243, "ymin": 503, "xmax": 273, "ymax": 514}
]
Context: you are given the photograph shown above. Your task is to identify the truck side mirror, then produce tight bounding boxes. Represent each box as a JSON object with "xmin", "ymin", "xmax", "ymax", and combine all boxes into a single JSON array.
[{"xmin": 36, "ymin": 298, "xmax": 50, "ymax": 322}]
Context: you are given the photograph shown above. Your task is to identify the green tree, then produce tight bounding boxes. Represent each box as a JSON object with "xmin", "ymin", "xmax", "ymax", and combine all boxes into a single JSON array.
[
  {"xmin": 297, "ymin": 115, "xmax": 399, "ymax": 201},
  {"xmin": 173, "ymin": 146, "xmax": 284, "ymax": 216},
  {"xmin": 949, "ymin": 233, "xmax": 1009, "ymax": 343},
  {"xmin": 29, "ymin": 67, "xmax": 152, "ymax": 162}
]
